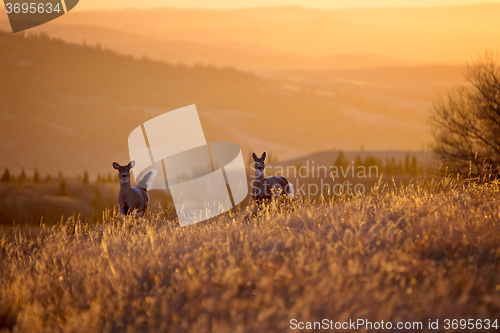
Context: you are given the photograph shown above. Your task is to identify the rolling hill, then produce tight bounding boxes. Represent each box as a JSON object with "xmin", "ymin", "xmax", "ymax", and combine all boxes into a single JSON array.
[
  {"xmin": 0, "ymin": 31, "xmax": 463, "ymax": 178},
  {"xmin": 1, "ymin": 4, "xmax": 498, "ymax": 71}
]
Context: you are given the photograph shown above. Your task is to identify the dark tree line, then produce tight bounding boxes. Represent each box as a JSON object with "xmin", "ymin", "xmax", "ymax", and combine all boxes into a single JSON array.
[{"xmin": 333, "ymin": 151, "xmax": 423, "ymax": 176}]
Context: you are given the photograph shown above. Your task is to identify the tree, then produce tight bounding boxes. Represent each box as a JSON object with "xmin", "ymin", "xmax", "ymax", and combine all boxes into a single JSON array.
[
  {"xmin": 410, "ymin": 155, "xmax": 419, "ymax": 176},
  {"xmin": 384, "ymin": 157, "xmax": 398, "ymax": 175},
  {"xmin": 54, "ymin": 180, "xmax": 69, "ymax": 196},
  {"xmin": 404, "ymin": 152, "xmax": 411, "ymax": 174},
  {"xmin": 354, "ymin": 154, "xmax": 363, "ymax": 168},
  {"xmin": 365, "ymin": 155, "xmax": 383, "ymax": 172},
  {"xmin": 18, "ymin": 169, "xmax": 26, "ymax": 184},
  {"xmin": 430, "ymin": 52, "xmax": 500, "ymax": 175},
  {"xmin": 33, "ymin": 169, "xmax": 41, "ymax": 184},
  {"xmin": 333, "ymin": 151, "xmax": 349, "ymax": 170},
  {"xmin": 82, "ymin": 170, "xmax": 89, "ymax": 184},
  {"xmin": 1, "ymin": 168, "xmax": 11, "ymax": 183}
]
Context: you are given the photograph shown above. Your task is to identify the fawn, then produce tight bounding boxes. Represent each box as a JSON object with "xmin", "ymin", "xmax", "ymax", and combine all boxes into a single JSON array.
[
  {"xmin": 252, "ymin": 152, "xmax": 294, "ymax": 202},
  {"xmin": 112, "ymin": 161, "xmax": 157, "ymax": 216}
]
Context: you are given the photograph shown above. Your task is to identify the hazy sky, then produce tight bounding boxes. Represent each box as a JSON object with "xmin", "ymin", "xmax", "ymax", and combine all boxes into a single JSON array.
[{"xmin": 77, "ymin": 0, "xmax": 500, "ymax": 10}]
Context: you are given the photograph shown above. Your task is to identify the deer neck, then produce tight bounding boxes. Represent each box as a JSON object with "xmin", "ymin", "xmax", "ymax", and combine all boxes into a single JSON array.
[{"xmin": 120, "ymin": 178, "xmax": 131, "ymax": 191}]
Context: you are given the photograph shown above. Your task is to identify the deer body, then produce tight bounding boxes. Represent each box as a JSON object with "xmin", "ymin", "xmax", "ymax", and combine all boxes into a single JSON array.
[
  {"xmin": 113, "ymin": 161, "xmax": 156, "ymax": 216},
  {"xmin": 252, "ymin": 152, "xmax": 294, "ymax": 201}
]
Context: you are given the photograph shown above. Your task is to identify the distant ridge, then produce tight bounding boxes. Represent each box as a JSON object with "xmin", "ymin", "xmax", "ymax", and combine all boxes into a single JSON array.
[{"xmin": 2, "ymin": 3, "xmax": 497, "ymax": 68}]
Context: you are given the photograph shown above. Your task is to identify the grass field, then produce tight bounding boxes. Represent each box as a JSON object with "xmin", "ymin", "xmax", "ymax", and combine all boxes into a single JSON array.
[{"xmin": 1, "ymin": 176, "xmax": 499, "ymax": 332}]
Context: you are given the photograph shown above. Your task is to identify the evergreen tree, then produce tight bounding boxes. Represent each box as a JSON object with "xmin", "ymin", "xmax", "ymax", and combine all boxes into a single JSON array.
[
  {"xmin": 33, "ymin": 169, "xmax": 41, "ymax": 184},
  {"xmin": 1, "ymin": 168, "xmax": 11, "ymax": 183},
  {"xmin": 384, "ymin": 157, "xmax": 398, "ymax": 175},
  {"xmin": 365, "ymin": 155, "xmax": 383, "ymax": 173},
  {"xmin": 354, "ymin": 154, "xmax": 363, "ymax": 168},
  {"xmin": 18, "ymin": 169, "xmax": 26, "ymax": 184},
  {"xmin": 82, "ymin": 170, "xmax": 89, "ymax": 184},
  {"xmin": 404, "ymin": 152, "xmax": 411, "ymax": 174},
  {"xmin": 55, "ymin": 180, "xmax": 69, "ymax": 196},
  {"xmin": 333, "ymin": 151, "xmax": 349, "ymax": 170},
  {"xmin": 410, "ymin": 155, "xmax": 419, "ymax": 176}
]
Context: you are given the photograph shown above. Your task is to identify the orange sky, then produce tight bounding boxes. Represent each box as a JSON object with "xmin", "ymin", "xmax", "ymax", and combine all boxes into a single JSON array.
[{"xmin": 77, "ymin": 0, "xmax": 500, "ymax": 10}]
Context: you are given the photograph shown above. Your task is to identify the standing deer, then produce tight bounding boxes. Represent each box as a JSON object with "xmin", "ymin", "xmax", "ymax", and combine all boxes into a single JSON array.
[
  {"xmin": 252, "ymin": 152, "xmax": 294, "ymax": 202},
  {"xmin": 112, "ymin": 161, "xmax": 157, "ymax": 216}
]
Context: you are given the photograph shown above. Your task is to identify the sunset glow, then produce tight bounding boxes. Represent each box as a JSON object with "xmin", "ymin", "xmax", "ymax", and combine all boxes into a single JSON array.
[{"xmin": 76, "ymin": 0, "xmax": 500, "ymax": 10}]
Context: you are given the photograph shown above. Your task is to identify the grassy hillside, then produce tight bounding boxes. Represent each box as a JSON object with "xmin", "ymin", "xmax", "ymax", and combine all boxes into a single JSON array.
[
  {"xmin": 1, "ymin": 177, "xmax": 499, "ymax": 332},
  {"xmin": 0, "ymin": 148, "xmax": 434, "ymax": 227}
]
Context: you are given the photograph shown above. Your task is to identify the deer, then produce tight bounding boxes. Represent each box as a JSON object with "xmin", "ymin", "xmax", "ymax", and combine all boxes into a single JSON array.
[
  {"xmin": 112, "ymin": 161, "xmax": 157, "ymax": 217},
  {"xmin": 252, "ymin": 152, "xmax": 294, "ymax": 202}
]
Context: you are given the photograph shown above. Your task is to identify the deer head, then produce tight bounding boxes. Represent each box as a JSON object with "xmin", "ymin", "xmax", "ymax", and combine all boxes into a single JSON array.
[
  {"xmin": 112, "ymin": 161, "xmax": 135, "ymax": 183},
  {"xmin": 252, "ymin": 152, "xmax": 266, "ymax": 175}
]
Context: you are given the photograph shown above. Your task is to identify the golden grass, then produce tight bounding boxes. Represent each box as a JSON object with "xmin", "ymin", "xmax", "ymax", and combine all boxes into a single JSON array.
[{"xmin": 1, "ymin": 177, "xmax": 500, "ymax": 332}]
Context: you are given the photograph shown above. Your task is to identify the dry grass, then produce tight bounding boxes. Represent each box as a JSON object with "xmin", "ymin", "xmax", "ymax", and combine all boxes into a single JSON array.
[{"xmin": 1, "ymin": 177, "xmax": 500, "ymax": 332}]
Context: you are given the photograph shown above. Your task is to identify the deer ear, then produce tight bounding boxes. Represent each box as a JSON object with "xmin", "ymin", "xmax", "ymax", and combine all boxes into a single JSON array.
[
  {"xmin": 261, "ymin": 152, "xmax": 266, "ymax": 161},
  {"xmin": 113, "ymin": 162, "xmax": 120, "ymax": 170},
  {"xmin": 128, "ymin": 161, "xmax": 135, "ymax": 168},
  {"xmin": 252, "ymin": 153, "xmax": 257, "ymax": 161}
]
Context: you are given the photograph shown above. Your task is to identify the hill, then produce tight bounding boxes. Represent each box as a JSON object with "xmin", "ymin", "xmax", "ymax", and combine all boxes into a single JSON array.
[
  {"xmin": 0, "ymin": 31, "xmax": 446, "ymax": 178},
  {"xmin": 0, "ymin": 31, "xmax": 273, "ymax": 176},
  {"xmin": 1, "ymin": 4, "xmax": 498, "ymax": 69}
]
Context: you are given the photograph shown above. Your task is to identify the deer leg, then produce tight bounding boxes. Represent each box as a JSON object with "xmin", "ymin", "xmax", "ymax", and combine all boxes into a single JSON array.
[{"xmin": 122, "ymin": 204, "xmax": 131, "ymax": 216}]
